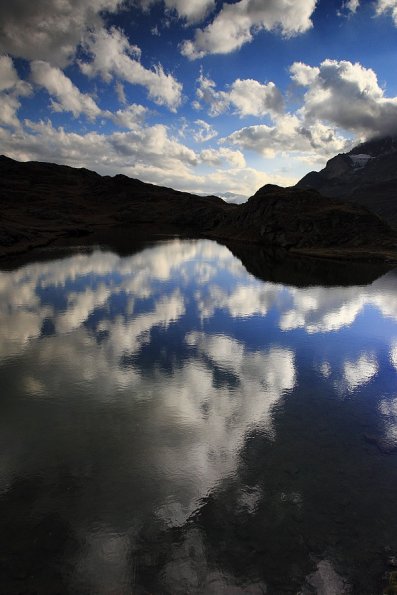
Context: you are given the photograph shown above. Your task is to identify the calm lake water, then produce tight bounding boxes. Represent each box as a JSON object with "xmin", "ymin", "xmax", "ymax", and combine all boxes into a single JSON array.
[{"xmin": 1, "ymin": 239, "xmax": 397, "ymax": 594}]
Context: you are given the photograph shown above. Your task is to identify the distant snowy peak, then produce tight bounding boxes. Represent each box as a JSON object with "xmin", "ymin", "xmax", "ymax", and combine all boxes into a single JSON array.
[
  {"xmin": 216, "ymin": 191, "xmax": 248, "ymax": 204},
  {"xmin": 349, "ymin": 154, "xmax": 373, "ymax": 169}
]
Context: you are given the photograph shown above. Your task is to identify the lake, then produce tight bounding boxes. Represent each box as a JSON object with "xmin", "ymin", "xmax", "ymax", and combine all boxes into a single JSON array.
[{"xmin": 1, "ymin": 238, "xmax": 397, "ymax": 593}]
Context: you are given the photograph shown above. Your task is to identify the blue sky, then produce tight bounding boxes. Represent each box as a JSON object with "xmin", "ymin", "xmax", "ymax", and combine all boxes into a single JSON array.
[{"xmin": 1, "ymin": 0, "xmax": 397, "ymax": 197}]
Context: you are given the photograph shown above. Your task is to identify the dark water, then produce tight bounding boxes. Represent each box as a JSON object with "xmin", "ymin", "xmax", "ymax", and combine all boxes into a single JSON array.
[{"xmin": 1, "ymin": 239, "xmax": 397, "ymax": 594}]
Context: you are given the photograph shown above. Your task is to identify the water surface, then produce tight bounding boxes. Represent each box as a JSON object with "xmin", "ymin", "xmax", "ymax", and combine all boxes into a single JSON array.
[{"xmin": 1, "ymin": 239, "xmax": 397, "ymax": 593}]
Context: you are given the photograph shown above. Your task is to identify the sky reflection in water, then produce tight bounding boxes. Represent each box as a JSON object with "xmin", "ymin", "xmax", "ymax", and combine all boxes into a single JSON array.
[{"xmin": 1, "ymin": 239, "xmax": 397, "ymax": 593}]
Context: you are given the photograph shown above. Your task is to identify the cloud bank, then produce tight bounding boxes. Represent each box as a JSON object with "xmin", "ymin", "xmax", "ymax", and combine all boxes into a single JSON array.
[{"xmin": 181, "ymin": 0, "xmax": 317, "ymax": 59}]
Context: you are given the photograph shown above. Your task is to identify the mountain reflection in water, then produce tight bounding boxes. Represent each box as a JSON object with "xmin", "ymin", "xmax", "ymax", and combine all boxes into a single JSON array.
[{"xmin": 1, "ymin": 239, "xmax": 397, "ymax": 593}]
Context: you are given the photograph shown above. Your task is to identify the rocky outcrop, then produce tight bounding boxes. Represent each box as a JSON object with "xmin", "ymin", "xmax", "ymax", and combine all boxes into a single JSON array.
[
  {"xmin": 0, "ymin": 155, "xmax": 396, "ymax": 264},
  {"xmin": 0, "ymin": 155, "xmax": 229, "ymax": 258},
  {"xmin": 296, "ymin": 136, "xmax": 397, "ymax": 228},
  {"xmin": 209, "ymin": 184, "xmax": 396, "ymax": 260}
]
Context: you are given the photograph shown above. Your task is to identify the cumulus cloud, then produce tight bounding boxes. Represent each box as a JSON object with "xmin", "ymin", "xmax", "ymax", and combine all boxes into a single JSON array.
[
  {"xmin": 228, "ymin": 79, "xmax": 284, "ymax": 117},
  {"xmin": 31, "ymin": 61, "xmax": 102, "ymax": 120},
  {"xmin": 30, "ymin": 61, "xmax": 149, "ymax": 127},
  {"xmin": 193, "ymin": 119, "xmax": 218, "ymax": 143},
  {"xmin": 0, "ymin": 118, "xmax": 197, "ymax": 176},
  {"xmin": 225, "ymin": 114, "xmax": 347, "ymax": 158},
  {"xmin": 0, "ymin": 55, "xmax": 32, "ymax": 128},
  {"xmin": 194, "ymin": 73, "xmax": 229, "ymax": 117},
  {"xmin": 346, "ymin": 0, "xmax": 360, "ymax": 12},
  {"xmin": 181, "ymin": 0, "xmax": 317, "ymax": 59},
  {"xmin": 195, "ymin": 73, "xmax": 284, "ymax": 118},
  {"xmin": 197, "ymin": 166, "xmax": 295, "ymax": 196},
  {"xmin": 224, "ymin": 58, "xmax": 397, "ymax": 161},
  {"xmin": 291, "ymin": 59, "xmax": 397, "ymax": 137},
  {"xmin": 200, "ymin": 147, "xmax": 246, "ymax": 168},
  {"xmin": 338, "ymin": 0, "xmax": 360, "ymax": 16},
  {"xmin": 0, "ymin": 55, "xmax": 20, "ymax": 92},
  {"xmin": 0, "ymin": 95, "xmax": 22, "ymax": 129},
  {"xmin": 0, "ymin": 118, "xmax": 287, "ymax": 195},
  {"xmin": 137, "ymin": 0, "xmax": 215, "ymax": 23},
  {"xmin": 375, "ymin": 0, "xmax": 397, "ymax": 25},
  {"xmin": 0, "ymin": 0, "xmax": 124, "ymax": 67},
  {"xmin": 115, "ymin": 81, "xmax": 127, "ymax": 104},
  {"xmin": 111, "ymin": 104, "xmax": 148, "ymax": 129},
  {"xmin": 164, "ymin": 0, "xmax": 216, "ymax": 23},
  {"xmin": 80, "ymin": 26, "xmax": 182, "ymax": 111}
]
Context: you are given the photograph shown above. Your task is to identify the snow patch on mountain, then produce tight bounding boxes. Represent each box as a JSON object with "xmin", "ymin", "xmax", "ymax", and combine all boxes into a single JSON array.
[{"xmin": 349, "ymin": 154, "xmax": 373, "ymax": 168}]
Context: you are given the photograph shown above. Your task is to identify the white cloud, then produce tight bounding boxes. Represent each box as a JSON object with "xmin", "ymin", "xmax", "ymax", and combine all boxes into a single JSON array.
[
  {"xmin": 193, "ymin": 119, "xmax": 218, "ymax": 143},
  {"xmin": 164, "ymin": 0, "xmax": 215, "ymax": 23},
  {"xmin": 0, "ymin": 117, "xmax": 285, "ymax": 196},
  {"xmin": 196, "ymin": 166, "xmax": 294, "ymax": 196},
  {"xmin": 225, "ymin": 114, "xmax": 347, "ymax": 158},
  {"xmin": 290, "ymin": 62, "xmax": 320, "ymax": 87},
  {"xmin": 228, "ymin": 79, "xmax": 284, "ymax": 117},
  {"xmin": 0, "ymin": 0, "xmax": 124, "ymax": 67},
  {"xmin": 291, "ymin": 59, "xmax": 397, "ymax": 137},
  {"xmin": 0, "ymin": 95, "xmax": 22, "ymax": 129},
  {"xmin": 30, "ymin": 61, "xmax": 148, "ymax": 127},
  {"xmin": 31, "ymin": 61, "xmax": 102, "ymax": 120},
  {"xmin": 137, "ymin": 0, "xmax": 216, "ymax": 23},
  {"xmin": 375, "ymin": 0, "xmax": 397, "ymax": 25},
  {"xmin": 0, "ymin": 55, "xmax": 20, "ymax": 92},
  {"xmin": 80, "ymin": 26, "xmax": 183, "ymax": 111},
  {"xmin": 200, "ymin": 147, "xmax": 246, "ymax": 168},
  {"xmin": 0, "ymin": 118, "xmax": 197, "ymax": 177},
  {"xmin": 195, "ymin": 73, "xmax": 284, "ymax": 118},
  {"xmin": 338, "ymin": 0, "xmax": 360, "ymax": 15},
  {"xmin": 217, "ymin": 58, "xmax": 397, "ymax": 162},
  {"xmin": 181, "ymin": 0, "xmax": 317, "ymax": 59},
  {"xmin": 346, "ymin": 0, "xmax": 360, "ymax": 12},
  {"xmin": 111, "ymin": 104, "xmax": 148, "ymax": 129},
  {"xmin": 115, "ymin": 81, "xmax": 126, "ymax": 104},
  {"xmin": 80, "ymin": 26, "xmax": 141, "ymax": 82},
  {"xmin": 195, "ymin": 73, "xmax": 229, "ymax": 117},
  {"xmin": 0, "ymin": 56, "xmax": 32, "ymax": 128}
]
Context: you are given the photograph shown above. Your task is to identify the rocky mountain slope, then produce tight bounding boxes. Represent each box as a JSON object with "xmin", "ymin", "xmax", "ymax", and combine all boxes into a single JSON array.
[
  {"xmin": 0, "ymin": 155, "xmax": 229, "ymax": 255},
  {"xmin": 0, "ymin": 155, "xmax": 396, "ymax": 264},
  {"xmin": 296, "ymin": 136, "xmax": 397, "ymax": 227},
  {"xmin": 209, "ymin": 184, "xmax": 396, "ymax": 261}
]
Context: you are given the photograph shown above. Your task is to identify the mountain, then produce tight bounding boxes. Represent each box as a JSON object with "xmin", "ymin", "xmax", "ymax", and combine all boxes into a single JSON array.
[
  {"xmin": 197, "ymin": 191, "xmax": 248, "ymax": 204},
  {"xmin": 215, "ymin": 191, "xmax": 248, "ymax": 204},
  {"xmin": 209, "ymin": 184, "xmax": 396, "ymax": 261},
  {"xmin": 0, "ymin": 155, "xmax": 229, "ymax": 257},
  {"xmin": 296, "ymin": 136, "xmax": 397, "ymax": 227},
  {"xmin": 0, "ymin": 155, "xmax": 396, "ymax": 265}
]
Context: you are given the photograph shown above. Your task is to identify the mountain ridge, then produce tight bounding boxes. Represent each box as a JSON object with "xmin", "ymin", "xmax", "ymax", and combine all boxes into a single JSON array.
[
  {"xmin": 296, "ymin": 136, "xmax": 397, "ymax": 227},
  {"xmin": 0, "ymin": 154, "xmax": 396, "ymax": 265}
]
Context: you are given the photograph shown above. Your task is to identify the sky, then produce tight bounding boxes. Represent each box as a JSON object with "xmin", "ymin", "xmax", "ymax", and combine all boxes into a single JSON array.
[{"xmin": 0, "ymin": 0, "xmax": 397, "ymax": 198}]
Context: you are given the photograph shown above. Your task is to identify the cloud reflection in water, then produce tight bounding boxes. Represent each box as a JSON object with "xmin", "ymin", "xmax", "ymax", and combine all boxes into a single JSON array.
[{"xmin": 0, "ymin": 240, "xmax": 397, "ymax": 592}]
